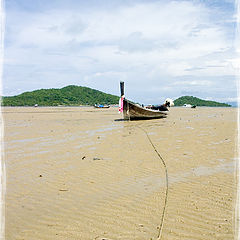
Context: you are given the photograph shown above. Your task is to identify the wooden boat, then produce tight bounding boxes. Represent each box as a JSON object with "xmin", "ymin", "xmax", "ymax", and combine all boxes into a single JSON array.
[
  {"xmin": 94, "ymin": 104, "xmax": 110, "ymax": 108},
  {"xmin": 183, "ymin": 104, "xmax": 196, "ymax": 108},
  {"xmin": 119, "ymin": 82, "xmax": 171, "ymax": 120}
]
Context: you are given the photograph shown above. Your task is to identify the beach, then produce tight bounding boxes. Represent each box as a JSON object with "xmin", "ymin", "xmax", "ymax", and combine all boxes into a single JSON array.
[{"xmin": 3, "ymin": 106, "xmax": 238, "ymax": 240}]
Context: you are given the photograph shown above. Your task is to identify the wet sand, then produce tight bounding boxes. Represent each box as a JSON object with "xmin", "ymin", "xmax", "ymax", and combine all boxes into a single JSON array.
[{"xmin": 3, "ymin": 106, "xmax": 238, "ymax": 240}]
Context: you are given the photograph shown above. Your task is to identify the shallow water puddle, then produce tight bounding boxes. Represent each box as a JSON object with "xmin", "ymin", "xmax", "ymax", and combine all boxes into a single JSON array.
[
  {"xmin": 185, "ymin": 125, "xmax": 194, "ymax": 129},
  {"xmin": 109, "ymin": 161, "xmax": 235, "ymax": 198},
  {"xmin": 169, "ymin": 161, "xmax": 235, "ymax": 184}
]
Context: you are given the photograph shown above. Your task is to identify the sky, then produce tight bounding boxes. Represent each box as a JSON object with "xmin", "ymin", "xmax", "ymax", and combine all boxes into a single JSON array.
[{"xmin": 1, "ymin": 0, "xmax": 239, "ymax": 104}]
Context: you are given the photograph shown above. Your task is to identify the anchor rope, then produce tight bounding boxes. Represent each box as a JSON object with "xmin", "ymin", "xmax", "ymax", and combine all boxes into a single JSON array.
[{"xmin": 136, "ymin": 125, "xmax": 169, "ymax": 240}]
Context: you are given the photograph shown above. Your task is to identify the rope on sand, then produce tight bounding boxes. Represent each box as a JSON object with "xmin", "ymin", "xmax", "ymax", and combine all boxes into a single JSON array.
[{"xmin": 137, "ymin": 126, "xmax": 169, "ymax": 240}]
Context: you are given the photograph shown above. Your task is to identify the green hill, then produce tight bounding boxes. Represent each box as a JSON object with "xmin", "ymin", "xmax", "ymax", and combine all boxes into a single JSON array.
[
  {"xmin": 174, "ymin": 96, "xmax": 231, "ymax": 107},
  {"xmin": 1, "ymin": 85, "xmax": 120, "ymax": 106}
]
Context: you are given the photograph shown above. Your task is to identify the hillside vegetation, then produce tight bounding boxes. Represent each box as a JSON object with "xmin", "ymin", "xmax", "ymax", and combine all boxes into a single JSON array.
[
  {"xmin": 2, "ymin": 86, "xmax": 231, "ymax": 107},
  {"xmin": 174, "ymin": 96, "xmax": 231, "ymax": 107},
  {"xmin": 2, "ymin": 85, "xmax": 119, "ymax": 106}
]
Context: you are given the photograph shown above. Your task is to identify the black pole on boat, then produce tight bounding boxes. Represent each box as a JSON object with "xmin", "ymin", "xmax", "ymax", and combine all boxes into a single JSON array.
[{"xmin": 120, "ymin": 81, "xmax": 124, "ymax": 97}]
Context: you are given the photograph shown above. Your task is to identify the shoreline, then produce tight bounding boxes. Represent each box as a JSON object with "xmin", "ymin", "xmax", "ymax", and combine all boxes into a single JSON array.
[{"xmin": 3, "ymin": 106, "xmax": 238, "ymax": 239}]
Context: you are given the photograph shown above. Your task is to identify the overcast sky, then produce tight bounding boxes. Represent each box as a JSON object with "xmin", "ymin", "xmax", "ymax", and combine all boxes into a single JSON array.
[{"xmin": 2, "ymin": 0, "xmax": 239, "ymax": 104}]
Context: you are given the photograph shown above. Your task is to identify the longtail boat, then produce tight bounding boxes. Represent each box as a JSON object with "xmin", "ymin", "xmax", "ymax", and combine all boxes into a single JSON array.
[
  {"xmin": 94, "ymin": 104, "xmax": 110, "ymax": 108},
  {"xmin": 119, "ymin": 82, "xmax": 173, "ymax": 120}
]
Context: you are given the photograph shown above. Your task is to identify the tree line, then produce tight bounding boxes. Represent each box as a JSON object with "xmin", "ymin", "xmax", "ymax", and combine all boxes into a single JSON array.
[
  {"xmin": 1, "ymin": 85, "xmax": 120, "ymax": 106},
  {"xmin": 173, "ymin": 96, "xmax": 230, "ymax": 107},
  {"xmin": 1, "ymin": 86, "xmax": 231, "ymax": 107}
]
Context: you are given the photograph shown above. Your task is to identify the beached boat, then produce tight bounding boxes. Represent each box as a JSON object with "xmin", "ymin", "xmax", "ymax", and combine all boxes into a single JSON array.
[
  {"xmin": 183, "ymin": 104, "xmax": 196, "ymax": 108},
  {"xmin": 119, "ymin": 82, "xmax": 173, "ymax": 120},
  {"xmin": 94, "ymin": 104, "xmax": 110, "ymax": 108}
]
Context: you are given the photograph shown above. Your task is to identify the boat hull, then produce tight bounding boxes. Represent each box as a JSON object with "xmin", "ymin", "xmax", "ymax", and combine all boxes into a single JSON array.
[
  {"xmin": 123, "ymin": 99, "xmax": 167, "ymax": 120},
  {"xmin": 94, "ymin": 105, "xmax": 110, "ymax": 108}
]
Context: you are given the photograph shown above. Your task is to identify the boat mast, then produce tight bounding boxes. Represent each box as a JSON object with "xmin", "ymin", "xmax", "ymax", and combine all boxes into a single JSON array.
[{"xmin": 120, "ymin": 81, "xmax": 124, "ymax": 97}]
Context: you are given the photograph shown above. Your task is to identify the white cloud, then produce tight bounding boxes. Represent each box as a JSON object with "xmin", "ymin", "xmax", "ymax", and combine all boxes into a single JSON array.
[
  {"xmin": 172, "ymin": 80, "xmax": 212, "ymax": 86},
  {"xmin": 3, "ymin": 0, "xmax": 237, "ymax": 103}
]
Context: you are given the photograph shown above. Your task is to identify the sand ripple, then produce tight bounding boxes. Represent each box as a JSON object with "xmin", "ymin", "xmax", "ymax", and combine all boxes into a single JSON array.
[{"xmin": 3, "ymin": 106, "xmax": 237, "ymax": 240}]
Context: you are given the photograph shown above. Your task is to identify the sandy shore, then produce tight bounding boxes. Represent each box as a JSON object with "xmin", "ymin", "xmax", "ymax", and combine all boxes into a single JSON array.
[{"xmin": 3, "ymin": 106, "xmax": 238, "ymax": 240}]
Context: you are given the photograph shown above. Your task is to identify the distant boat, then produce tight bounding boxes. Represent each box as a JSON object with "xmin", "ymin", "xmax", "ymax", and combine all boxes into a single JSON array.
[
  {"xmin": 119, "ymin": 82, "xmax": 173, "ymax": 120},
  {"xmin": 94, "ymin": 104, "xmax": 110, "ymax": 108},
  {"xmin": 183, "ymin": 104, "xmax": 196, "ymax": 108}
]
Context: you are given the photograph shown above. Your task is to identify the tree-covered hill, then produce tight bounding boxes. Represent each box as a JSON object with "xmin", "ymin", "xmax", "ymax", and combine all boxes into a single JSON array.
[
  {"xmin": 1, "ymin": 85, "xmax": 120, "ymax": 106},
  {"xmin": 174, "ymin": 96, "xmax": 231, "ymax": 107}
]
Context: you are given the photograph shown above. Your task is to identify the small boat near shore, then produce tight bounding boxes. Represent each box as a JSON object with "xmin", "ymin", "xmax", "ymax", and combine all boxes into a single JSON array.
[
  {"xmin": 119, "ymin": 82, "xmax": 173, "ymax": 120},
  {"xmin": 94, "ymin": 104, "xmax": 110, "ymax": 108},
  {"xmin": 183, "ymin": 104, "xmax": 196, "ymax": 108}
]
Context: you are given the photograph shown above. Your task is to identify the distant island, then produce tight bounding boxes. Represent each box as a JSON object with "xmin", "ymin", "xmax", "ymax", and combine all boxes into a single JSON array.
[
  {"xmin": 1, "ymin": 85, "xmax": 231, "ymax": 107},
  {"xmin": 173, "ymin": 96, "xmax": 231, "ymax": 107},
  {"xmin": 1, "ymin": 85, "xmax": 119, "ymax": 106}
]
